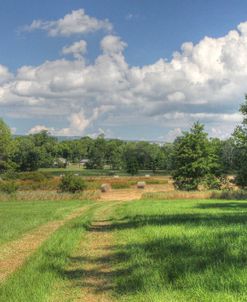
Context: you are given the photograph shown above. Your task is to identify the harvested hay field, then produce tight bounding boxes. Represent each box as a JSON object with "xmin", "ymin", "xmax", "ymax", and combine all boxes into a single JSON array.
[{"xmin": 99, "ymin": 178, "xmax": 174, "ymax": 201}]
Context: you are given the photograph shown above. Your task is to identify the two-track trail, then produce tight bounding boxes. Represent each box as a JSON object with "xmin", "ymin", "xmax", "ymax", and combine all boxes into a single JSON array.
[
  {"xmin": 0, "ymin": 205, "xmax": 91, "ymax": 282},
  {"xmin": 51, "ymin": 202, "xmax": 124, "ymax": 302}
]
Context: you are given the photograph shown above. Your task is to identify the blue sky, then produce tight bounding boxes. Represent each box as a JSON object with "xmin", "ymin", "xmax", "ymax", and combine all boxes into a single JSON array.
[{"xmin": 1, "ymin": 0, "xmax": 247, "ymax": 140}]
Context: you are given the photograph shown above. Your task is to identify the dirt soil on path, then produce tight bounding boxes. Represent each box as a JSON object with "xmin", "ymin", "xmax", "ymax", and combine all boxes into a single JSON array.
[{"xmin": 99, "ymin": 183, "xmax": 174, "ymax": 201}]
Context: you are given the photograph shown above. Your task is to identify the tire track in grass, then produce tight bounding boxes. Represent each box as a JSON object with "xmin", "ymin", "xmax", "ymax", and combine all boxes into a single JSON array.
[
  {"xmin": 0, "ymin": 205, "xmax": 91, "ymax": 282},
  {"xmin": 51, "ymin": 202, "xmax": 120, "ymax": 302}
]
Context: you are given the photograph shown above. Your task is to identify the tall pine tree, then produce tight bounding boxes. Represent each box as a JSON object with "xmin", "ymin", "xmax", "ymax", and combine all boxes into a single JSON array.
[{"xmin": 172, "ymin": 122, "xmax": 219, "ymax": 190}]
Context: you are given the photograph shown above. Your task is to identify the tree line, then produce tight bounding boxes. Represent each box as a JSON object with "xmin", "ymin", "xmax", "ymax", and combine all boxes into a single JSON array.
[
  {"xmin": 1, "ymin": 96, "xmax": 247, "ymax": 190},
  {"xmin": 0, "ymin": 124, "xmax": 174, "ymax": 174}
]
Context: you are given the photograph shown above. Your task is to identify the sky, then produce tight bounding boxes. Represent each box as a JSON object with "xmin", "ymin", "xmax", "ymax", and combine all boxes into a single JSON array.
[{"xmin": 1, "ymin": 0, "xmax": 247, "ymax": 141}]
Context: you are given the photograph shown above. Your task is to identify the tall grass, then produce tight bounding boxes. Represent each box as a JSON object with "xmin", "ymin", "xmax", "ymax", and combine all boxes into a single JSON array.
[
  {"xmin": 142, "ymin": 191, "xmax": 212, "ymax": 200},
  {"xmin": 0, "ymin": 190, "xmax": 100, "ymax": 202},
  {"xmin": 211, "ymin": 190, "xmax": 247, "ymax": 200}
]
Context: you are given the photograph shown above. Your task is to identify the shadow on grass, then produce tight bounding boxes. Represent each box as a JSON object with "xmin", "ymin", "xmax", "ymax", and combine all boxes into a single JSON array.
[
  {"xmin": 84, "ymin": 211, "xmax": 247, "ymax": 233},
  {"xmin": 197, "ymin": 202, "xmax": 247, "ymax": 210},
  {"xmin": 53, "ymin": 207, "xmax": 247, "ymax": 298}
]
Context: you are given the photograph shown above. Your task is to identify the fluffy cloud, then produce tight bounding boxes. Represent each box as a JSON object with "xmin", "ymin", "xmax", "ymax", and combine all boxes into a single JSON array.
[
  {"xmin": 101, "ymin": 35, "xmax": 127, "ymax": 54},
  {"xmin": 62, "ymin": 40, "xmax": 87, "ymax": 59},
  {"xmin": 28, "ymin": 125, "xmax": 54, "ymax": 134},
  {"xmin": 3, "ymin": 17, "xmax": 247, "ymax": 138},
  {"xmin": 0, "ymin": 65, "xmax": 13, "ymax": 84},
  {"xmin": 56, "ymin": 107, "xmax": 108, "ymax": 136},
  {"xmin": 22, "ymin": 9, "xmax": 112, "ymax": 36}
]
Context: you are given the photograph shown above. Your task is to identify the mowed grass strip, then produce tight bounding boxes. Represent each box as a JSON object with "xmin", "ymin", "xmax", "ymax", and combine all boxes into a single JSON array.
[
  {"xmin": 106, "ymin": 199, "xmax": 247, "ymax": 302},
  {"xmin": 0, "ymin": 203, "xmax": 100, "ymax": 302},
  {"xmin": 49, "ymin": 201, "xmax": 118, "ymax": 302},
  {"xmin": 0, "ymin": 200, "xmax": 86, "ymax": 245}
]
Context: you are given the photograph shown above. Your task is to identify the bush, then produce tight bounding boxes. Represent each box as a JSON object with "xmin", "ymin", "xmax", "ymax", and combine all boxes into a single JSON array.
[
  {"xmin": 202, "ymin": 175, "xmax": 222, "ymax": 190},
  {"xmin": 173, "ymin": 176, "xmax": 199, "ymax": 191},
  {"xmin": 211, "ymin": 190, "xmax": 247, "ymax": 200},
  {"xmin": 18, "ymin": 172, "xmax": 50, "ymax": 182},
  {"xmin": 59, "ymin": 174, "xmax": 86, "ymax": 193},
  {"xmin": 107, "ymin": 171, "xmax": 116, "ymax": 176},
  {"xmin": 0, "ymin": 181, "xmax": 19, "ymax": 194},
  {"xmin": 1, "ymin": 170, "xmax": 19, "ymax": 180}
]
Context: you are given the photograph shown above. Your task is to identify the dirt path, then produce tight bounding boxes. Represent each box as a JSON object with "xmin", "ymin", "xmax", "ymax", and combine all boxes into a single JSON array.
[
  {"xmin": 51, "ymin": 203, "xmax": 118, "ymax": 302},
  {"xmin": 99, "ymin": 183, "xmax": 174, "ymax": 201},
  {"xmin": 0, "ymin": 206, "xmax": 90, "ymax": 282},
  {"xmin": 100, "ymin": 188, "xmax": 143, "ymax": 201}
]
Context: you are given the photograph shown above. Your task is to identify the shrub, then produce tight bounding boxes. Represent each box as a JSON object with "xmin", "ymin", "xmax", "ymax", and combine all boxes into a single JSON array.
[
  {"xmin": 0, "ymin": 181, "xmax": 19, "ymax": 194},
  {"xmin": 59, "ymin": 174, "xmax": 86, "ymax": 193},
  {"xmin": 211, "ymin": 190, "xmax": 247, "ymax": 200},
  {"xmin": 1, "ymin": 170, "xmax": 19, "ymax": 180},
  {"xmin": 202, "ymin": 175, "xmax": 222, "ymax": 190},
  {"xmin": 107, "ymin": 171, "xmax": 116, "ymax": 176},
  {"xmin": 18, "ymin": 172, "xmax": 50, "ymax": 182}
]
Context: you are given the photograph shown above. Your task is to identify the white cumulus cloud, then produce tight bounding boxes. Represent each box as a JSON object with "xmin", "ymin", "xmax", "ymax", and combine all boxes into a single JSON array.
[
  {"xmin": 3, "ymin": 18, "xmax": 247, "ymax": 139},
  {"xmin": 62, "ymin": 40, "xmax": 87, "ymax": 59},
  {"xmin": 0, "ymin": 65, "xmax": 13, "ymax": 84},
  {"xmin": 22, "ymin": 9, "xmax": 113, "ymax": 37}
]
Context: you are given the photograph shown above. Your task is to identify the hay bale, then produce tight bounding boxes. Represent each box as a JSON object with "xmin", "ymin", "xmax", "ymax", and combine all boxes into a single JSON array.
[
  {"xmin": 145, "ymin": 174, "xmax": 150, "ymax": 178},
  {"xmin": 101, "ymin": 183, "xmax": 111, "ymax": 192},
  {"xmin": 113, "ymin": 175, "xmax": 119, "ymax": 178},
  {"xmin": 137, "ymin": 181, "xmax": 146, "ymax": 189}
]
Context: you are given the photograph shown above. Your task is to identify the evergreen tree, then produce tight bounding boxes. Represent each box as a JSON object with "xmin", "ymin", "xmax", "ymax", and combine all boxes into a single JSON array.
[
  {"xmin": 0, "ymin": 119, "xmax": 14, "ymax": 172},
  {"xmin": 172, "ymin": 122, "xmax": 219, "ymax": 190},
  {"xmin": 233, "ymin": 95, "xmax": 247, "ymax": 187}
]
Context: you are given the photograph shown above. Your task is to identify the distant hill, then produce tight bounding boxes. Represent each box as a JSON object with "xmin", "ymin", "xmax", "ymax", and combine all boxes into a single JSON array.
[{"xmin": 13, "ymin": 134, "xmax": 164, "ymax": 145}]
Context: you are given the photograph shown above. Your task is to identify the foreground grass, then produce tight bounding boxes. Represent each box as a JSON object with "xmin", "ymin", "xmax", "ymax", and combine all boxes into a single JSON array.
[
  {"xmin": 0, "ymin": 200, "xmax": 85, "ymax": 245},
  {"xmin": 0, "ymin": 203, "xmax": 99, "ymax": 302},
  {"xmin": 1, "ymin": 198, "xmax": 247, "ymax": 301},
  {"xmin": 109, "ymin": 199, "xmax": 247, "ymax": 302}
]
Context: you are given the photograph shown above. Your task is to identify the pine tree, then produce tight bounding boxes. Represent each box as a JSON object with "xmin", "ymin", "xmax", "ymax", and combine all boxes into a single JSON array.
[
  {"xmin": 172, "ymin": 122, "xmax": 219, "ymax": 190},
  {"xmin": 233, "ymin": 95, "xmax": 247, "ymax": 187}
]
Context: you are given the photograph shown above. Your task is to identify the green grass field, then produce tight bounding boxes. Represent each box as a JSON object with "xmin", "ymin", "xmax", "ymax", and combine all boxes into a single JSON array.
[
  {"xmin": 0, "ymin": 200, "xmax": 85, "ymax": 245},
  {"xmin": 39, "ymin": 166, "xmax": 169, "ymax": 176},
  {"xmin": 0, "ymin": 198, "xmax": 247, "ymax": 301},
  {"xmin": 110, "ymin": 199, "xmax": 247, "ymax": 301}
]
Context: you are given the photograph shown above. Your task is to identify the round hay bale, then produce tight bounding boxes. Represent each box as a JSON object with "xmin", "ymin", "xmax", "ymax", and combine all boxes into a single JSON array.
[
  {"xmin": 145, "ymin": 174, "xmax": 150, "ymax": 178},
  {"xmin": 113, "ymin": 175, "xmax": 119, "ymax": 178},
  {"xmin": 137, "ymin": 181, "xmax": 146, "ymax": 189},
  {"xmin": 101, "ymin": 183, "xmax": 111, "ymax": 192}
]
